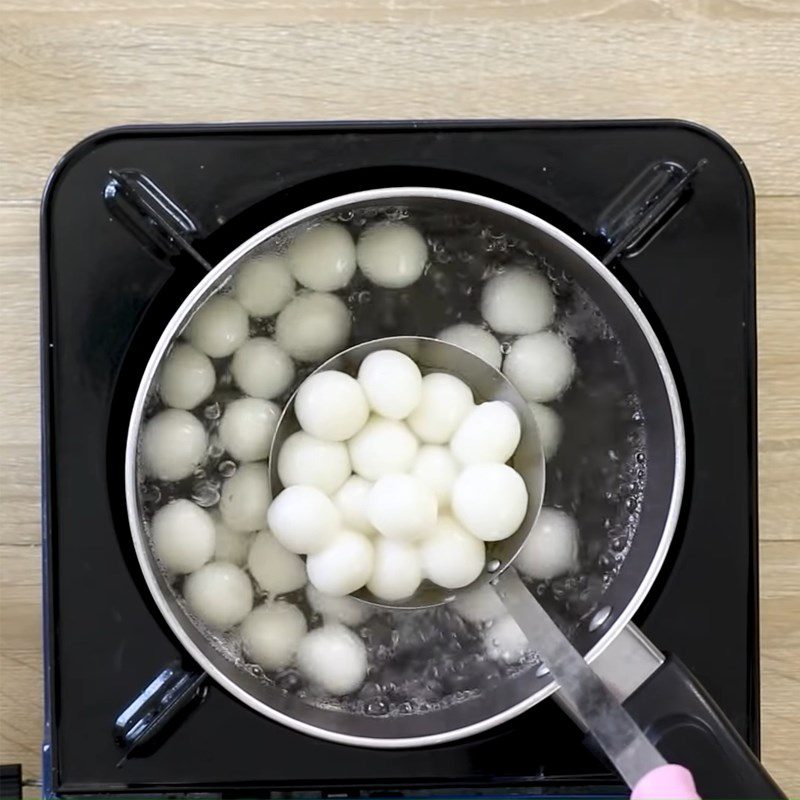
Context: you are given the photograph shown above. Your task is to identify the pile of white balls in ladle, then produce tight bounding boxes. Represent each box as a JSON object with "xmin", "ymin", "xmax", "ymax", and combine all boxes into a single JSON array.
[{"xmin": 268, "ymin": 347, "xmax": 531, "ymax": 605}]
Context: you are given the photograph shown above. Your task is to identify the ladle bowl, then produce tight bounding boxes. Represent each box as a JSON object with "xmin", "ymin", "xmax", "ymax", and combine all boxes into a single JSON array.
[{"xmin": 267, "ymin": 335, "xmax": 547, "ymax": 609}]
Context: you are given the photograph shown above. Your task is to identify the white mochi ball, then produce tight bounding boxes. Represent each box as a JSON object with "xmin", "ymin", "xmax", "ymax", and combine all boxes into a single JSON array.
[
  {"xmin": 240, "ymin": 601, "xmax": 307, "ymax": 671},
  {"xmin": 514, "ymin": 507, "xmax": 579, "ymax": 580},
  {"xmin": 411, "ymin": 445, "xmax": 460, "ymax": 507},
  {"xmin": 367, "ymin": 474, "xmax": 438, "ymax": 541},
  {"xmin": 267, "ymin": 485, "xmax": 340, "ymax": 555},
  {"xmin": 527, "ymin": 401, "xmax": 563, "ymax": 461},
  {"xmin": 406, "ymin": 372, "xmax": 474, "ymax": 444},
  {"xmin": 275, "ymin": 292, "xmax": 351, "ymax": 363},
  {"xmin": 297, "ymin": 624, "xmax": 367, "ymax": 695},
  {"xmin": 348, "ymin": 417, "xmax": 419, "ymax": 481},
  {"xmin": 219, "ymin": 397, "xmax": 280, "ymax": 462},
  {"xmin": 277, "ymin": 431, "xmax": 351, "ymax": 495},
  {"xmin": 306, "ymin": 584, "xmax": 373, "ymax": 627},
  {"xmin": 151, "ymin": 499, "xmax": 216, "ymax": 574},
  {"xmin": 295, "ymin": 370, "xmax": 369, "ymax": 441},
  {"xmin": 451, "ymin": 463, "xmax": 528, "ymax": 542},
  {"xmin": 213, "ymin": 517, "xmax": 253, "ymax": 567},
  {"xmin": 480, "ymin": 268, "xmax": 554, "ymax": 335},
  {"xmin": 419, "ymin": 516, "xmax": 485, "ymax": 589},
  {"xmin": 287, "ymin": 222, "xmax": 356, "ymax": 292},
  {"xmin": 450, "ymin": 401, "xmax": 521, "ymax": 466},
  {"xmin": 219, "ymin": 462, "xmax": 271, "ymax": 532},
  {"xmin": 438, "ymin": 323, "xmax": 502, "ymax": 370},
  {"xmin": 233, "ymin": 253, "xmax": 295, "ymax": 317},
  {"xmin": 333, "ymin": 475, "xmax": 376, "ymax": 535},
  {"xmin": 159, "ymin": 343, "xmax": 216, "ymax": 410},
  {"xmin": 230, "ymin": 338, "xmax": 294, "ymax": 400},
  {"xmin": 183, "ymin": 561, "xmax": 253, "ymax": 630},
  {"xmin": 483, "ymin": 614, "xmax": 529, "ymax": 663},
  {"xmin": 451, "ymin": 584, "xmax": 508, "ymax": 625},
  {"xmin": 306, "ymin": 530, "xmax": 374, "ymax": 597},
  {"xmin": 186, "ymin": 295, "xmax": 249, "ymax": 358},
  {"xmin": 247, "ymin": 530, "xmax": 308, "ymax": 595},
  {"xmin": 357, "ymin": 350, "xmax": 423, "ymax": 420},
  {"xmin": 356, "ymin": 222, "xmax": 428, "ymax": 289},
  {"xmin": 367, "ymin": 538, "xmax": 423, "ymax": 602},
  {"xmin": 503, "ymin": 332, "xmax": 576, "ymax": 403},
  {"xmin": 141, "ymin": 408, "xmax": 208, "ymax": 482}
]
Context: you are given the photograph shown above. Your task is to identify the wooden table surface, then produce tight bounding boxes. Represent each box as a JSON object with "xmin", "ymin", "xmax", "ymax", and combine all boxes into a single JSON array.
[{"xmin": 1, "ymin": 0, "xmax": 799, "ymax": 795}]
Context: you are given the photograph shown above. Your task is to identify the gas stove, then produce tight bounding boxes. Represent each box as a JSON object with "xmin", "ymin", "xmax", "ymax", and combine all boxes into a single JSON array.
[{"xmin": 40, "ymin": 120, "xmax": 758, "ymax": 797}]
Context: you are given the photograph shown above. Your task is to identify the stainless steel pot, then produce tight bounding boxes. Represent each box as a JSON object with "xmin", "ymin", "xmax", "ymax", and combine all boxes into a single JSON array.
[{"xmin": 124, "ymin": 187, "xmax": 782, "ymax": 798}]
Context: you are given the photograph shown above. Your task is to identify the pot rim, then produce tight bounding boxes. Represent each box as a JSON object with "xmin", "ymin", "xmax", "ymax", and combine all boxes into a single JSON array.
[{"xmin": 125, "ymin": 186, "xmax": 685, "ymax": 748}]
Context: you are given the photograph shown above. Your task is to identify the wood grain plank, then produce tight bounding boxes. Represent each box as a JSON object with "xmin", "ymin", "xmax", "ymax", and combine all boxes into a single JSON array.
[
  {"xmin": 757, "ymin": 198, "xmax": 800, "ymax": 542},
  {"xmin": 0, "ymin": 545, "xmax": 42, "ymax": 787},
  {"xmin": 1, "ymin": 10, "xmax": 799, "ymax": 200},
  {"xmin": 0, "ymin": 207, "xmax": 40, "ymax": 548},
  {"xmin": 759, "ymin": 540, "xmax": 800, "ymax": 793},
  {"xmin": 1, "ymin": 0, "xmax": 799, "ymax": 22}
]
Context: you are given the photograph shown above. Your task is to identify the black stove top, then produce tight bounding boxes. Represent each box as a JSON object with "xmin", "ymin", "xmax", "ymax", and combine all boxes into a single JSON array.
[{"xmin": 40, "ymin": 120, "xmax": 758, "ymax": 797}]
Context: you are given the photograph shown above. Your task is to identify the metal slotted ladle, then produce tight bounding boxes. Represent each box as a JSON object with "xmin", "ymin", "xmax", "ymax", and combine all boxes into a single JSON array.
[{"xmin": 268, "ymin": 335, "xmax": 669, "ymax": 793}]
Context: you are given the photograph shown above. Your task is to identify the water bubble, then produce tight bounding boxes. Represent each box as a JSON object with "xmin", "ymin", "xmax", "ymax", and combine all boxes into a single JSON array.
[
  {"xmin": 218, "ymin": 460, "xmax": 237, "ymax": 478},
  {"xmin": 140, "ymin": 482, "xmax": 161, "ymax": 504},
  {"xmin": 500, "ymin": 340, "xmax": 512, "ymax": 354},
  {"xmin": 588, "ymin": 605, "xmax": 612, "ymax": 632},
  {"xmin": 636, "ymin": 452, "xmax": 646, "ymax": 464},
  {"xmin": 366, "ymin": 698, "xmax": 389, "ymax": 716},
  {"xmin": 610, "ymin": 534, "xmax": 628, "ymax": 553},
  {"xmin": 204, "ymin": 401, "xmax": 221, "ymax": 420},
  {"xmin": 191, "ymin": 480, "xmax": 221, "ymax": 507},
  {"xmin": 337, "ymin": 210, "xmax": 354, "ymax": 222},
  {"xmin": 382, "ymin": 207, "xmax": 410, "ymax": 221},
  {"xmin": 249, "ymin": 664, "xmax": 265, "ymax": 679}
]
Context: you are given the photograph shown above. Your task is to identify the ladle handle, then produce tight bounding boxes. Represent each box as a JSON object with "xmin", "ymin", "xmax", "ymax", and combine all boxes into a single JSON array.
[
  {"xmin": 493, "ymin": 569, "xmax": 668, "ymax": 790},
  {"xmin": 622, "ymin": 653, "xmax": 786, "ymax": 799}
]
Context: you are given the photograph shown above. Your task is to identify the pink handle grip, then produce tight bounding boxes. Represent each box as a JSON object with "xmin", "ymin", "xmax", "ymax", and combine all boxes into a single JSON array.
[{"xmin": 631, "ymin": 764, "xmax": 700, "ymax": 800}]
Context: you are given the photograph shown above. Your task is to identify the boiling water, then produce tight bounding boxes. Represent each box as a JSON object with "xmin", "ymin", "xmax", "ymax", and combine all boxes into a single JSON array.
[{"xmin": 138, "ymin": 203, "xmax": 646, "ymax": 717}]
